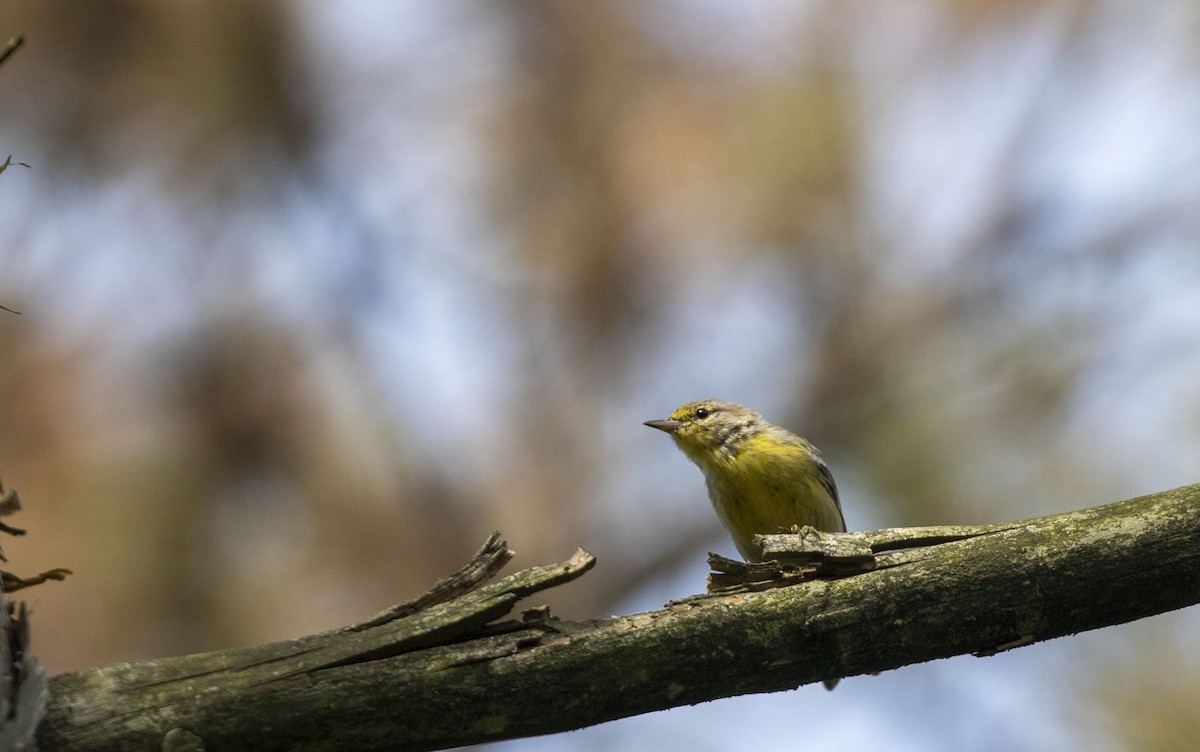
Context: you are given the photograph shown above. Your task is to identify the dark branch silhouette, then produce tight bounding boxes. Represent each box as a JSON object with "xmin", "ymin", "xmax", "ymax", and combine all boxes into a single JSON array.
[{"xmin": 33, "ymin": 482, "xmax": 1200, "ymax": 751}]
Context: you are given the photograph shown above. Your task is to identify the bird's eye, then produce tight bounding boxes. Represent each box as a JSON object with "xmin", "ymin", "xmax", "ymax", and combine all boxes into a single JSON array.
[{"xmin": 694, "ymin": 407, "xmax": 712, "ymax": 419}]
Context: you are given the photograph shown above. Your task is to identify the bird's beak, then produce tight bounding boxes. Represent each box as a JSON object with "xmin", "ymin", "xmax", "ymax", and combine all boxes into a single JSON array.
[{"xmin": 644, "ymin": 419, "xmax": 683, "ymax": 434}]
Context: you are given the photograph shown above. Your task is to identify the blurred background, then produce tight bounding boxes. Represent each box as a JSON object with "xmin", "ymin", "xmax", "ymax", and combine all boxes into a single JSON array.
[{"xmin": 0, "ymin": 1, "xmax": 1197, "ymax": 750}]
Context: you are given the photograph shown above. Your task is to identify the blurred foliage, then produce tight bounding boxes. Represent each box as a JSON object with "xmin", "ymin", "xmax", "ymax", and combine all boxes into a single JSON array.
[
  {"xmin": 0, "ymin": 1, "xmax": 1197, "ymax": 749},
  {"xmin": 1079, "ymin": 626, "xmax": 1200, "ymax": 752}
]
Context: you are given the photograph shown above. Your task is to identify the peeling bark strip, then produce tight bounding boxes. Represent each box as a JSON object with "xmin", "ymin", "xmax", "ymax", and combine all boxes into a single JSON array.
[{"xmin": 38, "ymin": 483, "xmax": 1200, "ymax": 751}]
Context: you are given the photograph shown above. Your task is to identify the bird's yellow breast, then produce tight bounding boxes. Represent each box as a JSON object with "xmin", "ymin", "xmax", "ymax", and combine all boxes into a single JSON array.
[{"xmin": 700, "ymin": 432, "xmax": 844, "ymax": 560}]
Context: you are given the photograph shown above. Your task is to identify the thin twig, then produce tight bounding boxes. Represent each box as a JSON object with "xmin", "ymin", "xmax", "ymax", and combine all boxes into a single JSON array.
[{"xmin": 0, "ymin": 35, "xmax": 24, "ymax": 69}]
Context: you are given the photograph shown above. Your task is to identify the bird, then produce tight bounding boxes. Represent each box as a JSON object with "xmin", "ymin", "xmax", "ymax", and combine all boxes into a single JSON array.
[
  {"xmin": 647, "ymin": 399, "xmax": 849, "ymax": 689},
  {"xmin": 644, "ymin": 399, "xmax": 845, "ymax": 562}
]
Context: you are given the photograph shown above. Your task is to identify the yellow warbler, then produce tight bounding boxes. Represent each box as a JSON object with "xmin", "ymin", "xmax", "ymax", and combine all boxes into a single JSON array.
[{"xmin": 645, "ymin": 399, "xmax": 845, "ymax": 562}]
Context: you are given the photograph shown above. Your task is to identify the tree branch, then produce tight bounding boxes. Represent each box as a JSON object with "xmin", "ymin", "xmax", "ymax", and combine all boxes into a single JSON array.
[
  {"xmin": 36, "ymin": 482, "xmax": 1200, "ymax": 751},
  {"xmin": 0, "ymin": 35, "xmax": 23, "ymax": 69}
]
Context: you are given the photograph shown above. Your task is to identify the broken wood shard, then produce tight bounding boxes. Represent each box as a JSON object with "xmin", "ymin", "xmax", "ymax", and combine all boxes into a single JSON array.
[
  {"xmin": 348, "ymin": 531, "xmax": 515, "ymax": 631},
  {"xmin": 708, "ymin": 522, "xmax": 1023, "ymax": 592}
]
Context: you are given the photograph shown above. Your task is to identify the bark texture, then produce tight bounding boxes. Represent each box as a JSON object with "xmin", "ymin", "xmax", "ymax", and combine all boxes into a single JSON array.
[{"xmin": 36, "ymin": 483, "xmax": 1200, "ymax": 751}]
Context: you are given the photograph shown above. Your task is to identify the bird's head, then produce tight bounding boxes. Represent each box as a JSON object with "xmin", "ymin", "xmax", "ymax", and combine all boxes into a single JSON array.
[{"xmin": 644, "ymin": 399, "xmax": 763, "ymax": 468}]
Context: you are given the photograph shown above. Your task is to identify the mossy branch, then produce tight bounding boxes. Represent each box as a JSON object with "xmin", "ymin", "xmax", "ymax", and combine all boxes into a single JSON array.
[{"xmin": 36, "ymin": 483, "xmax": 1200, "ymax": 751}]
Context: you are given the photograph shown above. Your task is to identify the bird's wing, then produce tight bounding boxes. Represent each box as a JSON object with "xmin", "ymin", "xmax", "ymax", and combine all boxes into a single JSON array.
[{"xmin": 815, "ymin": 458, "xmax": 847, "ymax": 532}]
